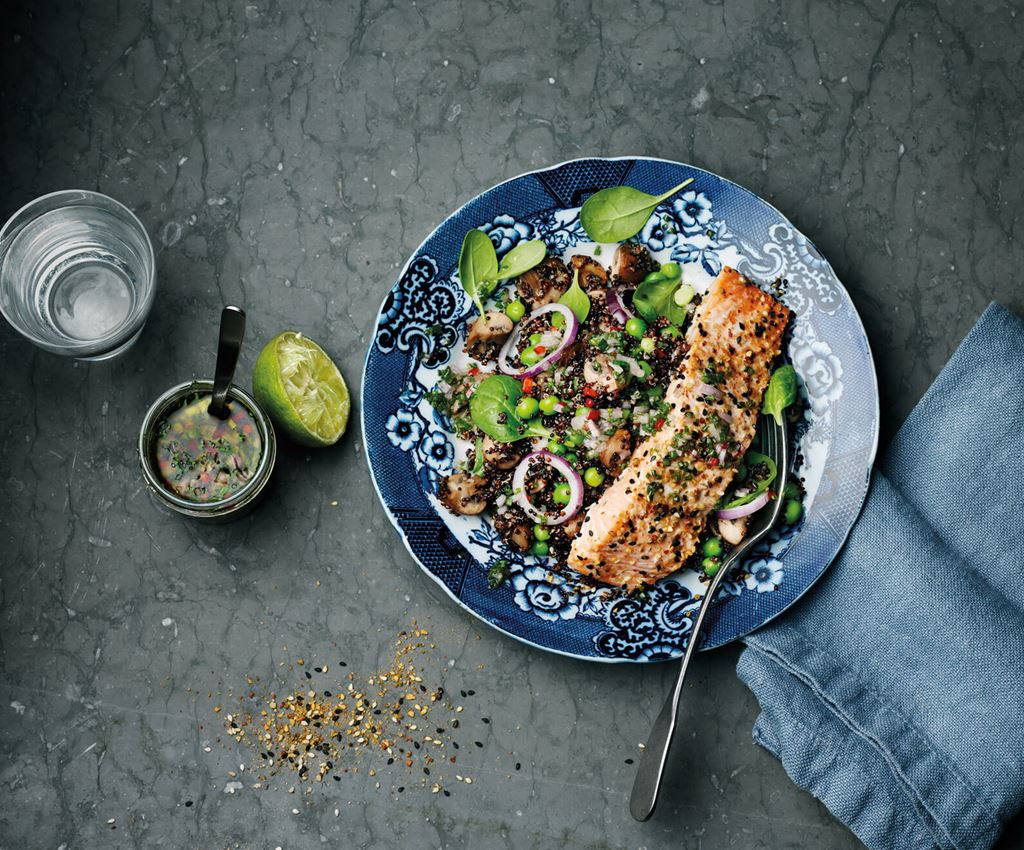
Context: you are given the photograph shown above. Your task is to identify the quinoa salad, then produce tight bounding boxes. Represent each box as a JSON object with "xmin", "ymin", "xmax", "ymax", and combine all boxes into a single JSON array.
[{"xmin": 425, "ymin": 236, "xmax": 804, "ymax": 589}]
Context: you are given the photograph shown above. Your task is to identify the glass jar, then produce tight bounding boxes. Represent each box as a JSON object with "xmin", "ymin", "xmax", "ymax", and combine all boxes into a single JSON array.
[{"xmin": 139, "ymin": 379, "xmax": 277, "ymax": 520}]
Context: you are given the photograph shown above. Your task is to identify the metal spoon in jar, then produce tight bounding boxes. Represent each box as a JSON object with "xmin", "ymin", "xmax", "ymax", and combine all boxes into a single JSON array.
[
  {"xmin": 208, "ymin": 305, "xmax": 246, "ymax": 420},
  {"xmin": 629, "ymin": 414, "xmax": 789, "ymax": 822}
]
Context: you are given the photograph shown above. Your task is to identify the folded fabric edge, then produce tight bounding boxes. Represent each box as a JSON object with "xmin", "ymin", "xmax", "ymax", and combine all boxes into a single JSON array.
[
  {"xmin": 739, "ymin": 646, "xmax": 942, "ymax": 850},
  {"xmin": 740, "ymin": 625, "xmax": 1003, "ymax": 850}
]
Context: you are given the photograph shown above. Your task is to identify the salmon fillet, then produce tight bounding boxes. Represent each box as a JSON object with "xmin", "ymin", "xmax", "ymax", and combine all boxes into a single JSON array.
[{"xmin": 567, "ymin": 267, "xmax": 791, "ymax": 589}]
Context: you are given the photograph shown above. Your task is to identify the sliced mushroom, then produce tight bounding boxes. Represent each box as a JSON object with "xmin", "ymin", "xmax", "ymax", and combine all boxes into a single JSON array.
[
  {"xmin": 482, "ymin": 436, "xmax": 522, "ymax": 471},
  {"xmin": 465, "ymin": 311, "xmax": 513, "ymax": 360},
  {"xmin": 561, "ymin": 513, "xmax": 584, "ymax": 539},
  {"xmin": 569, "ymin": 255, "xmax": 609, "ymax": 291},
  {"xmin": 516, "ymin": 256, "xmax": 571, "ymax": 308},
  {"xmin": 600, "ymin": 428, "xmax": 633, "ymax": 474},
  {"xmin": 717, "ymin": 515, "xmax": 748, "ymax": 546},
  {"xmin": 495, "ymin": 512, "xmax": 531, "ymax": 551},
  {"xmin": 508, "ymin": 523, "xmax": 531, "ymax": 551},
  {"xmin": 438, "ymin": 473, "xmax": 488, "ymax": 516},
  {"xmin": 611, "ymin": 243, "xmax": 656, "ymax": 284},
  {"xmin": 584, "ymin": 354, "xmax": 626, "ymax": 395}
]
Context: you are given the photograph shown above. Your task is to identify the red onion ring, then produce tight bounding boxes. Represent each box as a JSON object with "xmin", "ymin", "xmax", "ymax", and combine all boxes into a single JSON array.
[
  {"xmin": 606, "ymin": 286, "xmax": 635, "ymax": 324},
  {"xmin": 497, "ymin": 304, "xmax": 579, "ymax": 379},
  {"xmin": 717, "ymin": 491, "xmax": 770, "ymax": 520},
  {"xmin": 511, "ymin": 450, "xmax": 584, "ymax": 526}
]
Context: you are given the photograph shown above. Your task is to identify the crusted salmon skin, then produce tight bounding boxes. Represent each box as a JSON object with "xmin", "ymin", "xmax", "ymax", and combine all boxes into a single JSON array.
[{"xmin": 567, "ymin": 267, "xmax": 791, "ymax": 589}]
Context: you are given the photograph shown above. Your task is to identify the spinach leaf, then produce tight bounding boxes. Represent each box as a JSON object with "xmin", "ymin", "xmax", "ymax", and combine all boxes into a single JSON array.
[
  {"xmin": 495, "ymin": 239, "xmax": 546, "ymax": 280},
  {"xmin": 580, "ymin": 178, "xmax": 694, "ymax": 243},
  {"xmin": 632, "ymin": 268, "xmax": 687, "ymax": 325},
  {"xmin": 762, "ymin": 365, "xmax": 798, "ymax": 424},
  {"xmin": 469, "ymin": 375, "xmax": 549, "ymax": 443},
  {"xmin": 459, "ymin": 229, "xmax": 499, "ymax": 315},
  {"xmin": 557, "ymin": 269, "xmax": 591, "ymax": 322},
  {"xmin": 723, "ymin": 450, "xmax": 777, "ymax": 508},
  {"xmin": 486, "ymin": 559, "xmax": 511, "ymax": 589}
]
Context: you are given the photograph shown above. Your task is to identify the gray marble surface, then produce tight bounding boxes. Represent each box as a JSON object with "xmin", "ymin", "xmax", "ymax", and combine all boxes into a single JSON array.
[{"xmin": 1, "ymin": 0, "xmax": 1022, "ymax": 848}]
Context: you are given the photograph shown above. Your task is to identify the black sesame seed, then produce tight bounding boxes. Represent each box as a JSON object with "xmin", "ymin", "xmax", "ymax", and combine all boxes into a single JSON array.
[
  {"xmin": 185, "ymin": 800, "xmax": 193, "ymax": 807},
  {"xmin": 515, "ymin": 763, "xmax": 521, "ymax": 770},
  {"xmin": 474, "ymin": 741, "xmax": 483, "ymax": 748}
]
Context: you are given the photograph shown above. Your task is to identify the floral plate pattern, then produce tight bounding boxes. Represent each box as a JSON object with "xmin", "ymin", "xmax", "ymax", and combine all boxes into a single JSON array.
[{"xmin": 361, "ymin": 157, "xmax": 878, "ymax": 663}]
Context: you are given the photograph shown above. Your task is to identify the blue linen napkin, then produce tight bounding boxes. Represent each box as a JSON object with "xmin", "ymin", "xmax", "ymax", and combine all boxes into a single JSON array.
[{"xmin": 738, "ymin": 303, "xmax": 1024, "ymax": 850}]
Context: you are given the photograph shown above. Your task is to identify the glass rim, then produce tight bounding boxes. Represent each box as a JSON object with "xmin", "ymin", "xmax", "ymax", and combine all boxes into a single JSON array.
[
  {"xmin": 138, "ymin": 379, "xmax": 277, "ymax": 517},
  {"xmin": 0, "ymin": 189, "xmax": 157, "ymax": 357}
]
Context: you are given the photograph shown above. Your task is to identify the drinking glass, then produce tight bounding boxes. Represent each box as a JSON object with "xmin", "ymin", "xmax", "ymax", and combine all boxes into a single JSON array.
[{"xmin": 0, "ymin": 190, "xmax": 156, "ymax": 360}]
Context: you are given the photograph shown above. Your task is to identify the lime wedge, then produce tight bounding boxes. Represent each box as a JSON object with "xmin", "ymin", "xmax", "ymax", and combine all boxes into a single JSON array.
[{"xmin": 252, "ymin": 331, "xmax": 349, "ymax": 447}]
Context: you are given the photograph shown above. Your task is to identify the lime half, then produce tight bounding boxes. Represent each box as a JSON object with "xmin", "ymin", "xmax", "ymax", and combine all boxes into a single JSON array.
[{"xmin": 252, "ymin": 332, "xmax": 349, "ymax": 447}]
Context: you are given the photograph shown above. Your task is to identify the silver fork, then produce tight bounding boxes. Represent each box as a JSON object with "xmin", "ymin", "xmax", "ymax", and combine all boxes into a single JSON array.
[{"xmin": 629, "ymin": 414, "xmax": 789, "ymax": 822}]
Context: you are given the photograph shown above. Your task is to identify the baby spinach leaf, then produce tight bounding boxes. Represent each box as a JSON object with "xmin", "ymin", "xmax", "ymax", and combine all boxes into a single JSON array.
[
  {"xmin": 558, "ymin": 269, "xmax": 591, "ymax": 323},
  {"xmin": 580, "ymin": 177, "xmax": 694, "ymax": 243},
  {"xmin": 495, "ymin": 239, "xmax": 546, "ymax": 281},
  {"xmin": 723, "ymin": 450, "xmax": 777, "ymax": 508},
  {"xmin": 762, "ymin": 365, "xmax": 798, "ymax": 424},
  {"xmin": 632, "ymin": 268, "xmax": 687, "ymax": 325},
  {"xmin": 470, "ymin": 375, "xmax": 549, "ymax": 443},
  {"xmin": 459, "ymin": 229, "xmax": 499, "ymax": 315}
]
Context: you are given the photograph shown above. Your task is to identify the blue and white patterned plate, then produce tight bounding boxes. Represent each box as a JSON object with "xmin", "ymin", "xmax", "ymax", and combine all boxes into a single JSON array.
[{"xmin": 361, "ymin": 157, "xmax": 878, "ymax": 663}]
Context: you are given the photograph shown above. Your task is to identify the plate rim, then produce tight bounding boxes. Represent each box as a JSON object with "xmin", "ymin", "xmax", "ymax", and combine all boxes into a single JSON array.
[{"xmin": 360, "ymin": 155, "xmax": 880, "ymax": 663}]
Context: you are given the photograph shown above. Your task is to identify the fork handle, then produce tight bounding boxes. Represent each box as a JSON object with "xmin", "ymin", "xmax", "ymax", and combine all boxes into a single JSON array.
[{"xmin": 629, "ymin": 568, "xmax": 728, "ymax": 821}]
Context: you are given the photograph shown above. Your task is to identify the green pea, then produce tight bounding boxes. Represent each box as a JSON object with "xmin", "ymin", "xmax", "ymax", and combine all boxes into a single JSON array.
[
  {"xmin": 659, "ymin": 262, "xmax": 681, "ymax": 279},
  {"xmin": 564, "ymin": 429, "xmax": 586, "ymax": 447},
  {"xmin": 702, "ymin": 557, "xmax": 720, "ymax": 577},
  {"xmin": 673, "ymin": 283, "xmax": 695, "ymax": 307},
  {"xmin": 552, "ymin": 483, "xmax": 572, "ymax": 505},
  {"xmin": 529, "ymin": 332, "xmax": 543, "ymax": 346},
  {"xmin": 533, "ymin": 524, "xmax": 551, "ymax": 542},
  {"xmin": 660, "ymin": 325, "xmax": 682, "ymax": 338},
  {"xmin": 515, "ymin": 396, "xmax": 539, "ymax": 419},
  {"xmin": 539, "ymin": 395, "xmax": 560, "ymax": 415},
  {"xmin": 551, "ymin": 312, "xmax": 565, "ymax": 329},
  {"xmin": 784, "ymin": 499, "xmax": 803, "ymax": 525},
  {"xmin": 546, "ymin": 440, "xmax": 566, "ymax": 456},
  {"xmin": 520, "ymin": 348, "xmax": 541, "ymax": 367},
  {"xmin": 702, "ymin": 537, "xmax": 723, "ymax": 558},
  {"xmin": 565, "ymin": 452, "xmax": 580, "ymax": 466},
  {"xmin": 625, "ymin": 317, "xmax": 647, "ymax": 338},
  {"xmin": 505, "ymin": 300, "xmax": 526, "ymax": 321},
  {"xmin": 640, "ymin": 337, "xmax": 656, "ymax": 354},
  {"xmin": 584, "ymin": 467, "xmax": 606, "ymax": 487},
  {"xmin": 532, "ymin": 541, "xmax": 550, "ymax": 557}
]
